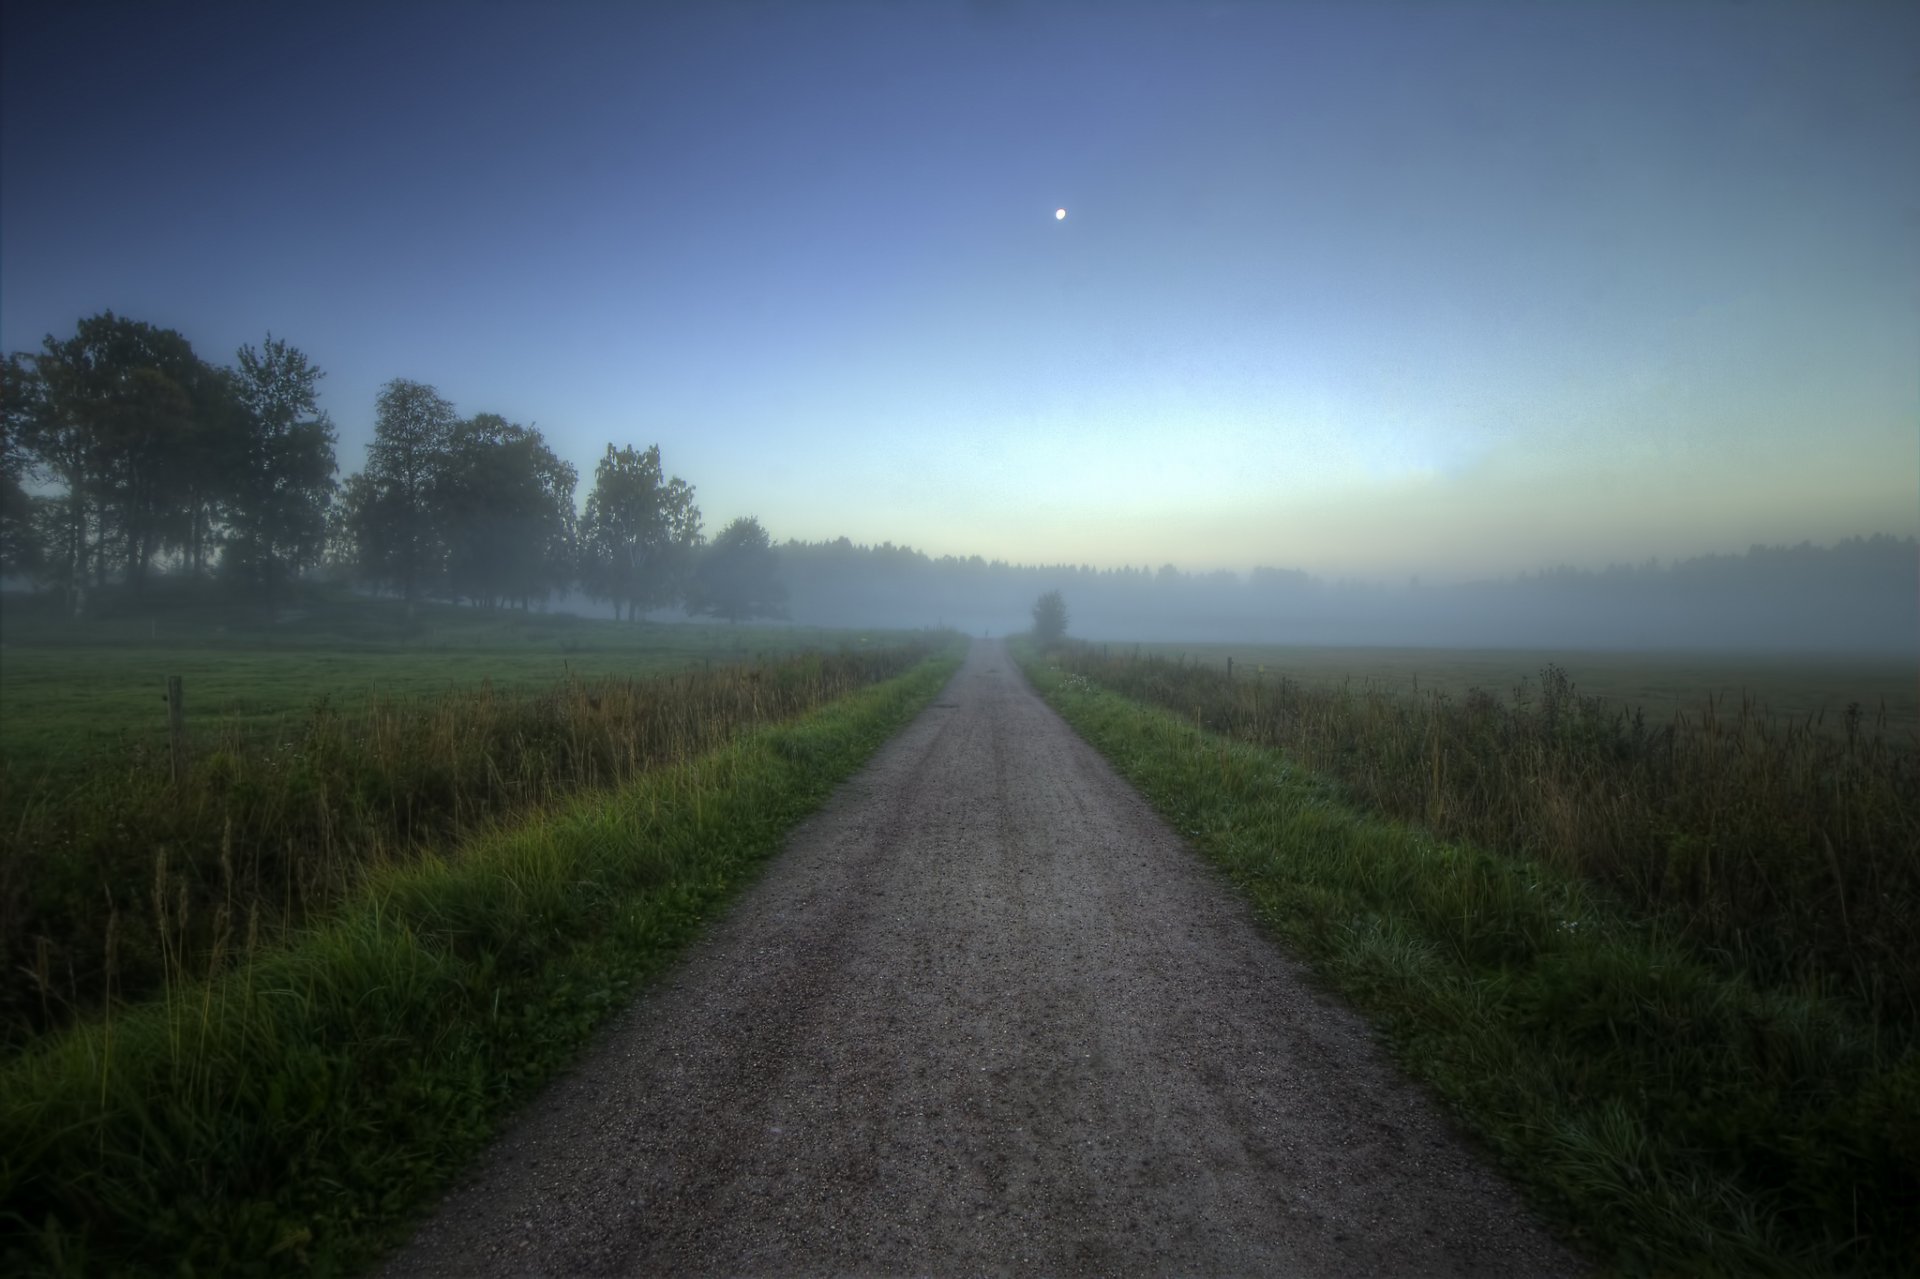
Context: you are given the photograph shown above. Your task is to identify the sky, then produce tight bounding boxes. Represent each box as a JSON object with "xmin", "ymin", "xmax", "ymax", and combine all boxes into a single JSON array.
[{"xmin": 3, "ymin": 0, "xmax": 1916, "ymax": 581}]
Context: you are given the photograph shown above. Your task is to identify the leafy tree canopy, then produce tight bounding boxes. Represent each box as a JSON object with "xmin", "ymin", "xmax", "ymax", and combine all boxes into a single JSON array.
[
  {"xmin": 352, "ymin": 379, "xmax": 457, "ymax": 601},
  {"xmin": 437, "ymin": 414, "xmax": 577, "ymax": 608},
  {"xmin": 579, "ymin": 443, "xmax": 700, "ymax": 621},
  {"xmin": 687, "ymin": 516, "xmax": 787, "ymax": 624},
  {"xmin": 224, "ymin": 335, "xmax": 337, "ymax": 595},
  {"xmin": 17, "ymin": 312, "xmax": 234, "ymax": 593}
]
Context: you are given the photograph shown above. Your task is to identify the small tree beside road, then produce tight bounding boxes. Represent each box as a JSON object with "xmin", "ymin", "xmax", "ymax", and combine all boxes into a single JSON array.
[{"xmin": 1032, "ymin": 590, "xmax": 1068, "ymax": 645}]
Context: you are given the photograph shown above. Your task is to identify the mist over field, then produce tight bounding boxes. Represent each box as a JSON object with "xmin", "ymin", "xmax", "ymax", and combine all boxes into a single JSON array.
[{"xmin": 661, "ymin": 533, "xmax": 1913, "ymax": 653}]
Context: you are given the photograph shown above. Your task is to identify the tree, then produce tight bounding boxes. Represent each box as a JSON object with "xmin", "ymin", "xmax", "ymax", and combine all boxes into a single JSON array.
[
  {"xmin": 352, "ymin": 379, "xmax": 455, "ymax": 602},
  {"xmin": 224, "ymin": 335, "xmax": 337, "ymax": 596},
  {"xmin": 0, "ymin": 354, "xmax": 44, "ymax": 580},
  {"xmin": 325, "ymin": 470, "xmax": 376, "ymax": 582},
  {"xmin": 8, "ymin": 344, "xmax": 94, "ymax": 601},
  {"xmin": 578, "ymin": 444, "xmax": 700, "ymax": 621},
  {"xmin": 687, "ymin": 516, "xmax": 786, "ymax": 623},
  {"xmin": 19, "ymin": 313, "xmax": 232, "ymax": 595},
  {"xmin": 1032, "ymin": 590, "xmax": 1068, "ymax": 644},
  {"xmin": 436, "ymin": 414, "xmax": 577, "ymax": 608}
]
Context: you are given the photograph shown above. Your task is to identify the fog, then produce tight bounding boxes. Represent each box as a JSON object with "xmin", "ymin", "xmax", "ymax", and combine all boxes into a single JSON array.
[{"xmin": 595, "ymin": 533, "xmax": 1915, "ymax": 655}]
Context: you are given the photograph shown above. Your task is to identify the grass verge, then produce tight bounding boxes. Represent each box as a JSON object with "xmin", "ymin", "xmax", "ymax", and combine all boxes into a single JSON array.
[
  {"xmin": 0, "ymin": 643, "xmax": 961, "ymax": 1276},
  {"xmin": 1016, "ymin": 643, "xmax": 1915, "ymax": 1277}
]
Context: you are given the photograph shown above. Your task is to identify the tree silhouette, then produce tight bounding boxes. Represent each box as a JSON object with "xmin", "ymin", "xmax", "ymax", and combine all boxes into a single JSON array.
[
  {"xmin": 0, "ymin": 355, "xmax": 44, "ymax": 580},
  {"xmin": 353, "ymin": 379, "xmax": 456, "ymax": 603},
  {"xmin": 21, "ymin": 313, "xmax": 231, "ymax": 595},
  {"xmin": 687, "ymin": 516, "xmax": 787, "ymax": 623},
  {"xmin": 224, "ymin": 335, "xmax": 337, "ymax": 597},
  {"xmin": 578, "ymin": 444, "xmax": 700, "ymax": 621},
  {"xmin": 436, "ymin": 414, "xmax": 576, "ymax": 608},
  {"xmin": 1032, "ymin": 590, "xmax": 1068, "ymax": 644}
]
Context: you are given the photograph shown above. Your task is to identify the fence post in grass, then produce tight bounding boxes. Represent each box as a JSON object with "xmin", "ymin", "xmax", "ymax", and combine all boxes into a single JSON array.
[{"xmin": 167, "ymin": 675, "xmax": 186, "ymax": 784}]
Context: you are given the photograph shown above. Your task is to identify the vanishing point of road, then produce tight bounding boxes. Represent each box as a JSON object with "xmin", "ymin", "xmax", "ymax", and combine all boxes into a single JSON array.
[{"xmin": 383, "ymin": 640, "xmax": 1581, "ymax": 1276}]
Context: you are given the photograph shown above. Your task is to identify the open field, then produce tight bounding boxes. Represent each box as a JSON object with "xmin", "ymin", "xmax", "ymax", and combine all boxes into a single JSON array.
[
  {"xmin": 1097, "ymin": 640, "xmax": 1919, "ymax": 745},
  {"xmin": 0, "ymin": 591, "xmax": 909, "ymax": 781},
  {"xmin": 0, "ymin": 591, "xmax": 944, "ymax": 1046},
  {"xmin": 1048, "ymin": 640, "xmax": 1920, "ymax": 1021}
]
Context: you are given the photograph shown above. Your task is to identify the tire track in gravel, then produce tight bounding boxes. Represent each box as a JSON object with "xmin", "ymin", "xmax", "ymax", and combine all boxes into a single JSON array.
[{"xmin": 381, "ymin": 640, "xmax": 1583, "ymax": 1277}]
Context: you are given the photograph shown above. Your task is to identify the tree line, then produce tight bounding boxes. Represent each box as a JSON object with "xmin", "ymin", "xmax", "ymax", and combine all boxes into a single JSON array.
[
  {"xmin": 767, "ymin": 534, "xmax": 1917, "ymax": 652},
  {"xmin": 0, "ymin": 312, "xmax": 785, "ymax": 623}
]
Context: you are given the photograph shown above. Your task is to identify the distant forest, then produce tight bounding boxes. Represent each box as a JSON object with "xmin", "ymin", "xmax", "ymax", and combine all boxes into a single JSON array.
[
  {"xmin": 762, "ymin": 534, "xmax": 1917, "ymax": 652},
  {"xmin": 3, "ymin": 312, "xmax": 1913, "ymax": 652}
]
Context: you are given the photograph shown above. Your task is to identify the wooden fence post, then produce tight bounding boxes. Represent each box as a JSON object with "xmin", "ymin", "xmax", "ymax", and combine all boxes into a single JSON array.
[{"xmin": 166, "ymin": 675, "xmax": 186, "ymax": 784}]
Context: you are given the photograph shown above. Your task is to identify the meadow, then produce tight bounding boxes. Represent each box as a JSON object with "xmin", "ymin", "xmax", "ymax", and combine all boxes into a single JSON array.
[
  {"xmin": 1097, "ymin": 640, "xmax": 1919, "ymax": 744},
  {"xmin": 0, "ymin": 591, "xmax": 899, "ymax": 781},
  {"xmin": 1022, "ymin": 638, "xmax": 1919, "ymax": 1275},
  {"xmin": 0, "ymin": 590, "xmax": 937, "ymax": 1047}
]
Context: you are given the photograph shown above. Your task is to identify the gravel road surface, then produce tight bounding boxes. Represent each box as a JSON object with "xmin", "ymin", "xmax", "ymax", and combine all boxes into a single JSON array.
[{"xmin": 382, "ymin": 640, "xmax": 1582, "ymax": 1276}]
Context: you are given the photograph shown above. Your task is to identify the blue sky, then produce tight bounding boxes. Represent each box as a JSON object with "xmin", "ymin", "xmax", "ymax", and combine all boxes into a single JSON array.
[{"xmin": 3, "ymin": 0, "xmax": 1915, "ymax": 580}]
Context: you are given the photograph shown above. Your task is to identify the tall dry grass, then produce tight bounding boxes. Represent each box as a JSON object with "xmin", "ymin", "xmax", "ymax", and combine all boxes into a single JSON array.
[
  {"xmin": 1055, "ymin": 646, "xmax": 1920, "ymax": 1031},
  {"xmin": 0, "ymin": 643, "xmax": 934, "ymax": 1047}
]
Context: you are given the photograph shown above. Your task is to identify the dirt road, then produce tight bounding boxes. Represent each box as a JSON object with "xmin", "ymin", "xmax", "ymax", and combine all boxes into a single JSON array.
[{"xmin": 383, "ymin": 640, "xmax": 1581, "ymax": 1276}]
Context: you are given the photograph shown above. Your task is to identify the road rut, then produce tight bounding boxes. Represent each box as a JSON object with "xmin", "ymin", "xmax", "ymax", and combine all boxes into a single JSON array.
[{"xmin": 382, "ymin": 640, "xmax": 1581, "ymax": 1276}]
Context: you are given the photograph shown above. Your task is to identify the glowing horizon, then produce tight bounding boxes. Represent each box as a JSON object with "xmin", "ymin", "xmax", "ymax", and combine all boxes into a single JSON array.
[{"xmin": 3, "ymin": 3, "xmax": 1913, "ymax": 584}]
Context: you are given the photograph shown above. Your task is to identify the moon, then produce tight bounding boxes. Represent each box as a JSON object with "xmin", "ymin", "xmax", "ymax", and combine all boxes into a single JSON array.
[{"xmin": 1055, "ymin": 208, "xmax": 1066, "ymax": 220}]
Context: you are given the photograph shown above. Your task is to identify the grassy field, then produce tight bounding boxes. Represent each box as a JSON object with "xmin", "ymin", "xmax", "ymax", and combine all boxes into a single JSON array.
[
  {"xmin": 0, "ymin": 590, "xmax": 907, "ymax": 781},
  {"xmin": 1050, "ymin": 640, "xmax": 1919, "ymax": 1023},
  {"xmin": 1020, "ymin": 639, "xmax": 1918, "ymax": 1275},
  {"xmin": 0, "ymin": 589, "xmax": 939, "ymax": 1046},
  {"xmin": 1095, "ymin": 640, "xmax": 1919, "ymax": 744}
]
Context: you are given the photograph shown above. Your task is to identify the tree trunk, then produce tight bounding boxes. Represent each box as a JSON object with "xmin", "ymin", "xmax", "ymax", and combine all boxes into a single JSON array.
[
  {"xmin": 64, "ymin": 494, "xmax": 84, "ymax": 593},
  {"xmin": 92, "ymin": 507, "xmax": 108, "ymax": 589},
  {"xmin": 188, "ymin": 495, "xmax": 206, "ymax": 578},
  {"xmin": 140, "ymin": 528, "xmax": 160, "ymax": 592}
]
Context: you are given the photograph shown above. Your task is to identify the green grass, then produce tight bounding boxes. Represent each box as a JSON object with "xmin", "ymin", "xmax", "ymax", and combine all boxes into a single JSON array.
[
  {"xmin": 1, "ymin": 589, "xmax": 909, "ymax": 780},
  {"xmin": 1017, "ymin": 642, "xmax": 1917, "ymax": 1276},
  {"xmin": 0, "ymin": 590, "xmax": 939, "ymax": 1046},
  {"xmin": 1096, "ymin": 640, "xmax": 1919, "ymax": 745},
  {"xmin": 1044, "ymin": 643, "xmax": 1919, "ymax": 1028},
  {"xmin": 0, "ymin": 643, "xmax": 963, "ymax": 1277}
]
